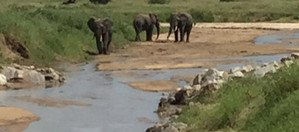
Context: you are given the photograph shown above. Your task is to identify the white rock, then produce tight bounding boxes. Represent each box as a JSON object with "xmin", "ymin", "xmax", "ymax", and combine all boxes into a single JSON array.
[
  {"xmin": 14, "ymin": 70, "xmax": 24, "ymax": 79},
  {"xmin": 183, "ymin": 85, "xmax": 192, "ymax": 90},
  {"xmin": 230, "ymin": 71, "xmax": 244, "ymax": 78},
  {"xmin": 254, "ymin": 64, "xmax": 276, "ymax": 77},
  {"xmin": 23, "ymin": 69, "xmax": 45, "ymax": 85},
  {"xmin": 291, "ymin": 52, "xmax": 299, "ymax": 59},
  {"xmin": 230, "ymin": 66, "xmax": 241, "ymax": 73},
  {"xmin": 1, "ymin": 67, "xmax": 18, "ymax": 80},
  {"xmin": 283, "ymin": 60, "xmax": 294, "ymax": 67},
  {"xmin": 241, "ymin": 65, "xmax": 254, "ymax": 73},
  {"xmin": 0, "ymin": 74, "xmax": 7, "ymax": 85},
  {"xmin": 192, "ymin": 74, "xmax": 202, "ymax": 86},
  {"xmin": 193, "ymin": 84, "xmax": 201, "ymax": 91}
]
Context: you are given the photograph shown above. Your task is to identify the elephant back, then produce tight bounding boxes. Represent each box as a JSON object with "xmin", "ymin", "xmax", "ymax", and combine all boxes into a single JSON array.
[
  {"xmin": 134, "ymin": 14, "xmax": 152, "ymax": 26},
  {"xmin": 101, "ymin": 18, "xmax": 113, "ymax": 31},
  {"xmin": 178, "ymin": 12, "xmax": 193, "ymax": 26}
]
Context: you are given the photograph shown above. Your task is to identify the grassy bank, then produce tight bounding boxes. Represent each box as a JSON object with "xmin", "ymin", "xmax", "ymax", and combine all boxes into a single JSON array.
[
  {"xmin": 176, "ymin": 63, "xmax": 299, "ymax": 131},
  {"xmin": 0, "ymin": 0, "xmax": 299, "ymax": 65}
]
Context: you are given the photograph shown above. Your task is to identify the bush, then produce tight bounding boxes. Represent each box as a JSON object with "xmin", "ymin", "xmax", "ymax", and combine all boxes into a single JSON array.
[
  {"xmin": 189, "ymin": 9, "xmax": 215, "ymax": 22},
  {"xmin": 148, "ymin": 0, "xmax": 170, "ymax": 4}
]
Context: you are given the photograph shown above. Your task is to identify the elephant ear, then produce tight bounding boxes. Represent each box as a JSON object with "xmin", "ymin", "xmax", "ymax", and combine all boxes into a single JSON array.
[
  {"xmin": 102, "ymin": 18, "xmax": 113, "ymax": 31},
  {"xmin": 149, "ymin": 13, "xmax": 158, "ymax": 23},
  {"xmin": 87, "ymin": 17, "xmax": 97, "ymax": 33}
]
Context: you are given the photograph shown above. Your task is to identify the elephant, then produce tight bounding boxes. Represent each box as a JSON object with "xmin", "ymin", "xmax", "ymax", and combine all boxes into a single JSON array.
[
  {"xmin": 62, "ymin": 0, "xmax": 76, "ymax": 4},
  {"xmin": 90, "ymin": 0, "xmax": 111, "ymax": 4},
  {"xmin": 133, "ymin": 13, "xmax": 160, "ymax": 41},
  {"xmin": 87, "ymin": 17, "xmax": 113, "ymax": 55},
  {"xmin": 167, "ymin": 12, "xmax": 194, "ymax": 43}
]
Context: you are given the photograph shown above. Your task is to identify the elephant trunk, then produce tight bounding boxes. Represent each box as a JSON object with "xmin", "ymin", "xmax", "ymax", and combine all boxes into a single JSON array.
[
  {"xmin": 156, "ymin": 22, "xmax": 160, "ymax": 40},
  {"xmin": 167, "ymin": 25, "xmax": 173, "ymax": 40}
]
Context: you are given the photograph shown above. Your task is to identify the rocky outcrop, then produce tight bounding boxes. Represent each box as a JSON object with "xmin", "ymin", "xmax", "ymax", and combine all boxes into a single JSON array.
[
  {"xmin": 146, "ymin": 122, "xmax": 187, "ymax": 132},
  {"xmin": 147, "ymin": 53, "xmax": 299, "ymax": 132},
  {"xmin": 0, "ymin": 64, "xmax": 65, "ymax": 89}
]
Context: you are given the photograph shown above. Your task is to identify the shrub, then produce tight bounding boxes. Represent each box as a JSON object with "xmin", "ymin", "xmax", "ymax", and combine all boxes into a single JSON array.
[
  {"xmin": 189, "ymin": 9, "xmax": 215, "ymax": 22},
  {"xmin": 148, "ymin": 0, "xmax": 170, "ymax": 4}
]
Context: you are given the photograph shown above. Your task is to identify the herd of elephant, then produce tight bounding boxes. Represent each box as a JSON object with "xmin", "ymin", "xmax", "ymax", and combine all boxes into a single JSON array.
[{"xmin": 87, "ymin": 12, "xmax": 194, "ymax": 55}]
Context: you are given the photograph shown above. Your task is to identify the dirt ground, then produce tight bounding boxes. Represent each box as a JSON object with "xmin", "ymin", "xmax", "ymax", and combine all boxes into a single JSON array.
[
  {"xmin": 0, "ymin": 107, "xmax": 39, "ymax": 132},
  {"xmin": 96, "ymin": 27, "xmax": 299, "ymax": 71},
  {"xmin": 95, "ymin": 23, "xmax": 299, "ymax": 91}
]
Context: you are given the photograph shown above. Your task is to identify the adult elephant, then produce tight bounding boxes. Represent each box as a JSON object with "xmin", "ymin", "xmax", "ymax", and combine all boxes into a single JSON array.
[
  {"xmin": 133, "ymin": 13, "xmax": 160, "ymax": 41},
  {"xmin": 90, "ymin": 0, "xmax": 111, "ymax": 4},
  {"xmin": 87, "ymin": 17, "xmax": 113, "ymax": 55},
  {"xmin": 167, "ymin": 12, "xmax": 194, "ymax": 43}
]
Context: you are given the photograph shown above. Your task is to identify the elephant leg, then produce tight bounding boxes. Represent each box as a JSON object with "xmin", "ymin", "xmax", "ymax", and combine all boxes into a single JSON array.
[
  {"xmin": 95, "ymin": 36, "xmax": 103, "ymax": 54},
  {"xmin": 107, "ymin": 32, "xmax": 112, "ymax": 54},
  {"xmin": 180, "ymin": 26, "xmax": 186, "ymax": 42},
  {"xmin": 174, "ymin": 29, "xmax": 179, "ymax": 42},
  {"xmin": 135, "ymin": 29, "xmax": 141, "ymax": 41},
  {"xmin": 146, "ymin": 28, "xmax": 153, "ymax": 41},
  {"xmin": 102, "ymin": 33, "xmax": 109, "ymax": 55},
  {"xmin": 186, "ymin": 27, "xmax": 192, "ymax": 43}
]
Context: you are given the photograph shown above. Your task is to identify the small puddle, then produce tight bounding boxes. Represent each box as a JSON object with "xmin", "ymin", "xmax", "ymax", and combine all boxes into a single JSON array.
[
  {"xmin": 0, "ymin": 53, "xmax": 289, "ymax": 132},
  {"xmin": 255, "ymin": 31, "xmax": 299, "ymax": 45}
]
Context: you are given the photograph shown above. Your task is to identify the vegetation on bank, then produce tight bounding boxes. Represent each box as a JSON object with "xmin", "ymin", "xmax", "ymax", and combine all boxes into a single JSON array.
[
  {"xmin": 0, "ymin": 0, "xmax": 299, "ymax": 65},
  {"xmin": 176, "ymin": 63, "xmax": 299, "ymax": 131}
]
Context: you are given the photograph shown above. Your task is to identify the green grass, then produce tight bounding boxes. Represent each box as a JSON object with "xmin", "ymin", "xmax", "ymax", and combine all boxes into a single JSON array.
[
  {"xmin": 0, "ymin": 0, "xmax": 299, "ymax": 65},
  {"xmin": 176, "ymin": 63, "xmax": 299, "ymax": 131}
]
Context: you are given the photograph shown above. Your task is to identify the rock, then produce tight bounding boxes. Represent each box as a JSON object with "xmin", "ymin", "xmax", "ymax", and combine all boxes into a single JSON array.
[
  {"xmin": 241, "ymin": 65, "xmax": 254, "ymax": 73},
  {"xmin": 269, "ymin": 61, "xmax": 279, "ymax": 67},
  {"xmin": 281, "ymin": 56, "xmax": 292, "ymax": 62},
  {"xmin": 146, "ymin": 124, "xmax": 163, "ymax": 132},
  {"xmin": 173, "ymin": 89, "xmax": 189, "ymax": 105},
  {"xmin": 230, "ymin": 66, "xmax": 241, "ymax": 73},
  {"xmin": 23, "ymin": 69, "xmax": 45, "ymax": 85},
  {"xmin": 1, "ymin": 67, "xmax": 22, "ymax": 80},
  {"xmin": 183, "ymin": 85, "xmax": 192, "ymax": 90},
  {"xmin": 164, "ymin": 125, "xmax": 179, "ymax": 132},
  {"xmin": 192, "ymin": 74, "xmax": 202, "ymax": 86},
  {"xmin": 192, "ymin": 84, "xmax": 201, "ymax": 91},
  {"xmin": 13, "ymin": 63, "xmax": 22, "ymax": 69},
  {"xmin": 15, "ymin": 69, "xmax": 24, "ymax": 79},
  {"xmin": 0, "ymin": 74, "xmax": 7, "ymax": 85},
  {"xmin": 229, "ymin": 71, "xmax": 244, "ymax": 78},
  {"xmin": 254, "ymin": 64, "xmax": 276, "ymax": 77},
  {"xmin": 172, "ymin": 122, "xmax": 188, "ymax": 131},
  {"xmin": 291, "ymin": 52, "xmax": 299, "ymax": 59},
  {"xmin": 201, "ymin": 68, "xmax": 226, "ymax": 90},
  {"xmin": 281, "ymin": 59, "xmax": 294, "ymax": 67}
]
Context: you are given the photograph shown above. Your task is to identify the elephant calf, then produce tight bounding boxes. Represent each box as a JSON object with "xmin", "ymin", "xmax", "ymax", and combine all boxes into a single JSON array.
[
  {"xmin": 87, "ymin": 17, "xmax": 113, "ymax": 55},
  {"xmin": 133, "ymin": 13, "xmax": 160, "ymax": 41},
  {"xmin": 167, "ymin": 12, "xmax": 194, "ymax": 43}
]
